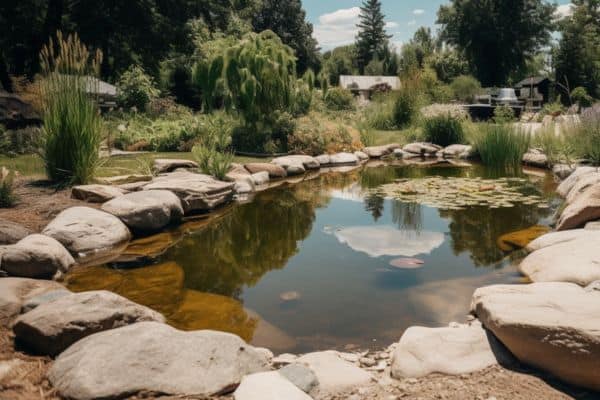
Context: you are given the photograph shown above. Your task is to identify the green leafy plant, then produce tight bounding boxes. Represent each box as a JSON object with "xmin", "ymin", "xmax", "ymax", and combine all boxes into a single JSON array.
[
  {"xmin": 192, "ymin": 145, "xmax": 234, "ymax": 180},
  {"xmin": 472, "ymin": 124, "xmax": 530, "ymax": 170},
  {"xmin": 493, "ymin": 105, "xmax": 515, "ymax": 124},
  {"xmin": 393, "ymin": 88, "xmax": 417, "ymax": 128},
  {"xmin": 450, "ymin": 75, "xmax": 482, "ymax": 102},
  {"xmin": 422, "ymin": 114, "xmax": 465, "ymax": 146},
  {"xmin": 571, "ymin": 87, "xmax": 593, "ymax": 110},
  {"xmin": 39, "ymin": 31, "xmax": 104, "ymax": 185},
  {"xmin": 117, "ymin": 65, "xmax": 160, "ymax": 111},
  {"xmin": 0, "ymin": 167, "xmax": 17, "ymax": 208},
  {"xmin": 324, "ymin": 87, "xmax": 355, "ymax": 111},
  {"xmin": 542, "ymin": 97, "xmax": 565, "ymax": 116}
]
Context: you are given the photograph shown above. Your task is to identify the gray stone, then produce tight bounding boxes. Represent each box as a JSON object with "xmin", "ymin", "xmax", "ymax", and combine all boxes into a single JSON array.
[
  {"xmin": 95, "ymin": 174, "xmax": 152, "ymax": 186},
  {"xmin": 0, "ymin": 234, "xmax": 75, "ymax": 279},
  {"xmin": 522, "ymin": 149, "xmax": 548, "ymax": 167},
  {"xmin": 0, "ymin": 278, "xmax": 65, "ymax": 326},
  {"xmin": 390, "ymin": 322, "xmax": 509, "ymax": 379},
  {"xmin": 272, "ymin": 155, "xmax": 320, "ymax": 175},
  {"xmin": 441, "ymin": 144, "xmax": 473, "ymax": 159},
  {"xmin": 557, "ymin": 184, "xmax": 600, "ymax": 230},
  {"xmin": 315, "ymin": 154, "xmax": 331, "ymax": 165},
  {"xmin": 471, "ymin": 283, "xmax": 600, "ymax": 391},
  {"xmin": 21, "ymin": 289, "xmax": 71, "ymax": 313},
  {"xmin": 354, "ymin": 151, "xmax": 369, "ymax": 161},
  {"xmin": 71, "ymin": 184, "xmax": 126, "ymax": 203},
  {"xmin": 13, "ymin": 290, "xmax": 164, "ymax": 356},
  {"xmin": 402, "ymin": 142, "xmax": 442, "ymax": 157},
  {"xmin": 552, "ymin": 164, "xmax": 575, "ymax": 180},
  {"xmin": 42, "ymin": 207, "xmax": 131, "ymax": 259},
  {"xmin": 251, "ymin": 171, "xmax": 269, "ymax": 186},
  {"xmin": 565, "ymin": 173, "xmax": 600, "ymax": 204},
  {"xmin": 585, "ymin": 220, "xmax": 600, "ymax": 230},
  {"xmin": 49, "ymin": 322, "xmax": 270, "ymax": 399},
  {"xmin": 525, "ymin": 229, "xmax": 599, "ymax": 252},
  {"xmin": 363, "ymin": 144, "xmax": 400, "ymax": 158},
  {"xmin": 153, "ymin": 158, "xmax": 199, "ymax": 174},
  {"xmin": 244, "ymin": 163, "xmax": 287, "ymax": 178},
  {"xmin": 234, "ymin": 371, "xmax": 313, "ymax": 400},
  {"xmin": 556, "ymin": 167, "xmax": 598, "ymax": 197},
  {"xmin": 143, "ymin": 171, "xmax": 234, "ymax": 213},
  {"xmin": 329, "ymin": 152, "xmax": 359, "ymax": 165},
  {"xmin": 0, "ymin": 219, "xmax": 30, "ymax": 245},
  {"xmin": 279, "ymin": 363, "xmax": 319, "ymax": 393},
  {"xmin": 101, "ymin": 190, "xmax": 184, "ymax": 232}
]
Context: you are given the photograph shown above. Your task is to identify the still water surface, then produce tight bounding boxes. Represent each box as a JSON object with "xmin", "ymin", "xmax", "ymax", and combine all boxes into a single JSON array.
[{"xmin": 66, "ymin": 163, "xmax": 559, "ymax": 353}]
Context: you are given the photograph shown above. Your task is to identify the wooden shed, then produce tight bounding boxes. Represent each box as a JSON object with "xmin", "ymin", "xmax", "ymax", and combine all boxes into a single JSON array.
[
  {"xmin": 515, "ymin": 77, "xmax": 552, "ymax": 107},
  {"xmin": 339, "ymin": 75, "xmax": 401, "ymax": 100}
]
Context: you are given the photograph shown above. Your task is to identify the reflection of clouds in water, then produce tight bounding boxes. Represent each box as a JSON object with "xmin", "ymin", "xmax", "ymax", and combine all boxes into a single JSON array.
[
  {"xmin": 332, "ymin": 226, "xmax": 444, "ymax": 257},
  {"xmin": 329, "ymin": 182, "xmax": 365, "ymax": 203}
]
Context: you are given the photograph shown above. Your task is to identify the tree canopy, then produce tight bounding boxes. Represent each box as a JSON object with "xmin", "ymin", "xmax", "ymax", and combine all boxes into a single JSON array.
[{"xmin": 355, "ymin": 0, "xmax": 391, "ymax": 73}]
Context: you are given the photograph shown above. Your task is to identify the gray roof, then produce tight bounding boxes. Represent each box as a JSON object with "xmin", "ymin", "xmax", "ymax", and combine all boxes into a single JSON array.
[
  {"xmin": 339, "ymin": 75, "xmax": 401, "ymax": 91},
  {"xmin": 515, "ymin": 76, "xmax": 550, "ymax": 87},
  {"xmin": 84, "ymin": 76, "xmax": 117, "ymax": 97}
]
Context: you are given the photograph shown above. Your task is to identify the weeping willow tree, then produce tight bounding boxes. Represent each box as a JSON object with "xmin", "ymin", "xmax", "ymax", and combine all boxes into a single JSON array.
[
  {"xmin": 194, "ymin": 30, "xmax": 301, "ymax": 152},
  {"xmin": 39, "ymin": 32, "xmax": 104, "ymax": 185}
]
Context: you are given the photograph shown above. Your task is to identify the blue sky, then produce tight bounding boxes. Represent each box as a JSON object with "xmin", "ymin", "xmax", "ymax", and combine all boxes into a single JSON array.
[{"xmin": 303, "ymin": 0, "xmax": 574, "ymax": 51}]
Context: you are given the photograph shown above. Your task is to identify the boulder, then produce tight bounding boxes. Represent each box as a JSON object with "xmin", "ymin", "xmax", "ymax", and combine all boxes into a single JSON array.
[
  {"xmin": 557, "ymin": 184, "xmax": 600, "ymax": 230},
  {"xmin": 556, "ymin": 167, "xmax": 598, "ymax": 197},
  {"xmin": 402, "ymin": 142, "xmax": 442, "ymax": 157},
  {"xmin": 354, "ymin": 151, "xmax": 369, "ymax": 161},
  {"xmin": 363, "ymin": 144, "xmax": 400, "ymax": 158},
  {"xmin": 1, "ymin": 234, "xmax": 75, "ymax": 279},
  {"xmin": 12, "ymin": 290, "xmax": 164, "ymax": 356},
  {"xmin": 585, "ymin": 220, "xmax": 600, "ymax": 230},
  {"xmin": 440, "ymin": 144, "xmax": 473, "ymax": 159},
  {"xmin": 519, "ymin": 233, "xmax": 600, "ymax": 286},
  {"xmin": 329, "ymin": 152, "xmax": 359, "ymax": 165},
  {"xmin": 227, "ymin": 173, "xmax": 255, "ymax": 194},
  {"xmin": 295, "ymin": 351, "xmax": 372, "ymax": 394},
  {"xmin": 143, "ymin": 171, "xmax": 234, "ymax": 213},
  {"xmin": 153, "ymin": 158, "xmax": 199, "ymax": 174},
  {"xmin": 229, "ymin": 163, "xmax": 251, "ymax": 176},
  {"xmin": 496, "ymin": 225, "xmax": 551, "ymax": 252},
  {"xmin": 42, "ymin": 207, "xmax": 131, "ymax": 258},
  {"xmin": 272, "ymin": 155, "xmax": 320, "ymax": 175},
  {"xmin": 390, "ymin": 322, "xmax": 510, "ymax": 378},
  {"xmin": 101, "ymin": 190, "xmax": 184, "ymax": 233},
  {"xmin": 49, "ymin": 322, "xmax": 271, "ymax": 399},
  {"xmin": 234, "ymin": 371, "xmax": 312, "ymax": 400},
  {"xmin": 21, "ymin": 289, "xmax": 71, "ymax": 313},
  {"xmin": 565, "ymin": 173, "xmax": 600, "ymax": 204},
  {"xmin": 0, "ymin": 278, "xmax": 65, "ymax": 326},
  {"xmin": 315, "ymin": 154, "xmax": 331, "ymax": 165},
  {"xmin": 71, "ymin": 185, "xmax": 126, "ymax": 203},
  {"xmin": 251, "ymin": 171, "xmax": 269, "ymax": 186},
  {"xmin": 552, "ymin": 164, "xmax": 575, "ymax": 180},
  {"xmin": 471, "ymin": 283, "xmax": 600, "ymax": 391},
  {"xmin": 279, "ymin": 363, "xmax": 319, "ymax": 393},
  {"xmin": 522, "ymin": 149, "xmax": 548, "ymax": 168},
  {"xmin": 244, "ymin": 163, "xmax": 287, "ymax": 178},
  {"xmin": 0, "ymin": 219, "xmax": 30, "ymax": 245}
]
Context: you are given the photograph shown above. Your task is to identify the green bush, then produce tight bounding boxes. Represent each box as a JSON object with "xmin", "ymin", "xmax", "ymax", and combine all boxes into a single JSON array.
[
  {"xmin": 0, "ymin": 167, "xmax": 17, "ymax": 208},
  {"xmin": 472, "ymin": 124, "xmax": 530, "ymax": 170},
  {"xmin": 542, "ymin": 98, "xmax": 565, "ymax": 116},
  {"xmin": 117, "ymin": 65, "xmax": 160, "ymax": 111},
  {"xmin": 324, "ymin": 88, "xmax": 355, "ymax": 111},
  {"xmin": 493, "ymin": 105, "xmax": 515, "ymax": 123},
  {"xmin": 393, "ymin": 89, "xmax": 417, "ymax": 128},
  {"xmin": 450, "ymin": 75, "xmax": 481, "ymax": 103},
  {"xmin": 571, "ymin": 87, "xmax": 593, "ymax": 110},
  {"xmin": 287, "ymin": 117, "xmax": 354, "ymax": 155},
  {"xmin": 422, "ymin": 115, "xmax": 465, "ymax": 146}
]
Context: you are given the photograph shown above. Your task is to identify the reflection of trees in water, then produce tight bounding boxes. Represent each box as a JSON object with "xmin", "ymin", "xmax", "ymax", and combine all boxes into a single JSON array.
[
  {"xmin": 364, "ymin": 193, "xmax": 385, "ymax": 221},
  {"xmin": 439, "ymin": 203, "xmax": 553, "ymax": 267},
  {"xmin": 392, "ymin": 201, "xmax": 423, "ymax": 231}
]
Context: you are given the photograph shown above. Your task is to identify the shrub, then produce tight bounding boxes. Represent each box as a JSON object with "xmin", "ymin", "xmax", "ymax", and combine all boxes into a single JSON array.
[
  {"xmin": 472, "ymin": 124, "xmax": 530, "ymax": 170},
  {"xmin": 287, "ymin": 117, "xmax": 354, "ymax": 155},
  {"xmin": 450, "ymin": 75, "xmax": 482, "ymax": 103},
  {"xmin": 393, "ymin": 88, "xmax": 417, "ymax": 128},
  {"xmin": 0, "ymin": 167, "xmax": 17, "ymax": 208},
  {"xmin": 324, "ymin": 87, "xmax": 355, "ymax": 111},
  {"xmin": 542, "ymin": 98, "xmax": 565, "ymax": 116},
  {"xmin": 117, "ymin": 65, "xmax": 160, "ymax": 112},
  {"xmin": 422, "ymin": 115, "xmax": 465, "ymax": 146},
  {"xmin": 39, "ymin": 32, "xmax": 104, "ymax": 185},
  {"xmin": 571, "ymin": 87, "xmax": 593, "ymax": 110},
  {"xmin": 493, "ymin": 105, "xmax": 515, "ymax": 124}
]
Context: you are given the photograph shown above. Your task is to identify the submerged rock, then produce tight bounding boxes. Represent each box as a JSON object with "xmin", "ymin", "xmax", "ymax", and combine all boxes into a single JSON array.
[
  {"xmin": 496, "ymin": 225, "xmax": 551, "ymax": 252},
  {"xmin": 234, "ymin": 371, "xmax": 313, "ymax": 400},
  {"xmin": 13, "ymin": 290, "xmax": 164, "ymax": 356},
  {"xmin": 115, "ymin": 231, "xmax": 182, "ymax": 263},
  {"xmin": 0, "ymin": 219, "xmax": 31, "ymax": 245},
  {"xmin": 153, "ymin": 158, "xmax": 198, "ymax": 174},
  {"xmin": 71, "ymin": 184, "xmax": 126, "ymax": 203},
  {"xmin": 472, "ymin": 283, "xmax": 600, "ymax": 391},
  {"xmin": 0, "ymin": 234, "xmax": 75, "ymax": 279},
  {"xmin": 557, "ymin": 184, "xmax": 600, "ymax": 230},
  {"xmin": 0, "ymin": 278, "xmax": 65, "ymax": 326},
  {"xmin": 49, "ymin": 321, "xmax": 271, "ymax": 399}
]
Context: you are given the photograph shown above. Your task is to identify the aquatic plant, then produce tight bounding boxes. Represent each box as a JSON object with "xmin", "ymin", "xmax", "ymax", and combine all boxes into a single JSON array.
[
  {"xmin": 422, "ymin": 114, "xmax": 465, "ymax": 146},
  {"xmin": 471, "ymin": 124, "xmax": 530, "ymax": 171}
]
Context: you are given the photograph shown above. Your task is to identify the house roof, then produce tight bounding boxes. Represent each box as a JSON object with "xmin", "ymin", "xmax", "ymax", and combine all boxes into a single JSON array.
[
  {"xmin": 515, "ymin": 76, "xmax": 550, "ymax": 87},
  {"xmin": 339, "ymin": 75, "xmax": 401, "ymax": 91},
  {"xmin": 84, "ymin": 76, "xmax": 117, "ymax": 97}
]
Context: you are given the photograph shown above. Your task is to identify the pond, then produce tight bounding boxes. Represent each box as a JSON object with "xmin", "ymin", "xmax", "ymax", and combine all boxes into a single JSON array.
[{"xmin": 65, "ymin": 162, "xmax": 559, "ymax": 354}]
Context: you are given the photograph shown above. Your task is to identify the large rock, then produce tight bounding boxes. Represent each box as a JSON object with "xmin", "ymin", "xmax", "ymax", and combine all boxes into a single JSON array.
[
  {"xmin": 279, "ymin": 363, "xmax": 319, "ymax": 393},
  {"xmin": 390, "ymin": 322, "xmax": 510, "ymax": 379},
  {"xmin": 49, "ymin": 322, "xmax": 271, "ymax": 399},
  {"xmin": 153, "ymin": 158, "xmax": 199, "ymax": 174},
  {"xmin": 42, "ymin": 207, "xmax": 131, "ymax": 259},
  {"xmin": 556, "ymin": 167, "xmax": 598, "ymax": 197},
  {"xmin": 565, "ymin": 173, "xmax": 600, "ymax": 204},
  {"xmin": 328, "ymin": 152, "xmax": 359, "ymax": 166},
  {"xmin": 402, "ymin": 142, "xmax": 442, "ymax": 157},
  {"xmin": 0, "ymin": 278, "xmax": 65, "ymax": 326},
  {"xmin": 552, "ymin": 164, "xmax": 575, "ymax": 180},
  {"xmin": 143, "ymin": 171, "xmax": 234, "ymax": 213},
  {"xmin": 471, "ymin": 283, "xmax": 600, "ymax": 391},
  {"xmin": 244, "ymin": 163, "xmax": 287, "ymax": 178},
  {"xmin": 519, "ymin": 233, "xmax": 600, "ymax": 286},
  {"xmin": 522, "ymin": 149, "xmax": 548, "ymax": 167},
  {"xmin": 354, "ymin": 151, "xmax": 369, "ymax": 161},
  {"xmin": 12, "ymin": 290, "xmax": 164, "ymax": 356},
  {"xmin": 526, "ymin": 229, "xmax": 596, "ymax": 252},
  {"xmin": 0, "ymin": 219, "xmax": 30, "ymax": 245},
  {"xmin": 272, "ymin": 155, "xmax": 320, "ymax": 176},
  {"xmin": 556, "ymin": 184, "xmax": 600, "ymax": 230},
  {"xmin": 295, "ymin": 351, "xmax": 372, "ymax": 394},
  {"xmin": 363, "ymin": 144, "xmax": 400, "ymax": 158},
  {"xmin": 101, "ymin": 190, "xmax": 183, "ymax": 232},
  {"xmin": 1, "ymin": 234, "xmax": 75, "ymax": 279},
  {"xmin": 95, "ymin": 174, "xmax": 152, "ymax": 186},
  {"xmin": 440, "ymin": 144, "xmax": 473, "ymax": 159},
  {"xmin": 251, "ymin": 171, "xmax": 269, "ymax": 186},
  {"xmin": 71, "ymin": 184, "xmax": 126, "ymax": 203},
  {"xmin": 234, "ymin": 371, "xmax": 312, "ymax": 400}
]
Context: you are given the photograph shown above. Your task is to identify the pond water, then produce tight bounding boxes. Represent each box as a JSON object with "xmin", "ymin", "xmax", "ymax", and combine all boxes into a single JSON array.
[{"xmin": 65, "ymin": 162, "xmax": 559, "ymax": 353}]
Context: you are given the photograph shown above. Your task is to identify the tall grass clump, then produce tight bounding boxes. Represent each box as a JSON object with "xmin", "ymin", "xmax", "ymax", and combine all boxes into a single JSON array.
[
  {"xmin": 392, "ymin": 88, "xmax": 417, "ymax": 128},
  {"xmin": 39, "ymin": 32, "xmax": 103, "ymax": 185},
  {"xmin": 572, "ymin": 105, "xmax": 600, "ymax": 165},
  {"xmin": 192, "ymin": 112, "xmax": 235, "ymax": 180},
  {"xmin": 532, "ymin": 124, "xmax": 576, "ymax": 166},
  {"xmin": 472, "ymin": 124, "xmax": 530, "ymax": 171},
  {"xmin": 422, "ymin": 115, "xmax": 464, "ymax": 146},
  {"xmin": 0, "ymin": 167, "xmax": 17, "ymax": 208}
]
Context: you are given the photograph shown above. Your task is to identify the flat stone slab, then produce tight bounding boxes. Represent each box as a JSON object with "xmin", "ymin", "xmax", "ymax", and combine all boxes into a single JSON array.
[
  {"xmin": 402, "ymin": 142, "xmax": 442, "ymax": 156},
  {"xmin": 153, "ymin": 158, "xmax": 199, "ymax": 174},
  {"xmin": 13, "ymin": 290, "xmax": 164, "ymax": 356},
  {"xmin": 328, "ymin": 152, "xmax": 359, "ymax": 165},
  {"xmin": 143, "ymin": 171, "xmax": 234, "ymax": 213},
  {"xmin": 0, "ymin": 278, "xmax": 65, "ymax": 326},
  {"xmin": 49, "ymin": 321, "xmax": 271, "ymax": 399},
  {"xmin": 272, "ymin": 156, "xmax": 320, "ymax": 176},
  {"xmin": 354, "ymin": 151, "xmax": 369, "ymax": 161},
  {"xmin": 295, "ymin": 351, "xmax": 372, "ymax": 395},
  {"xmin": 519, "ymin": 232, "xmax": 600, "ymax": 286},
  {"xmin": 244, "ymin": 163, "xmax": 287, "ymax": 178},
  {"xmin": 0, "ymin": 219, "xmax": 30, "ymax": 245},
  {"xmin": 71, "ymin": 184, "xmax": 126, "ymax": 203},
  {"xmin": 101, "ymin": 190, "xmax": 183, "ymax": 232},
  {"xmin": 471, "ymin": 283, "xmax": 600, "ymax": 391},
  {"xmin": 440, "ymin": 144, "xmax": 473, "ymax": 159},
  {"xmin": 42, "ymin": 207, "xmax": 131, "ymax": 259},
  {"xmin": 363, "ymin": 144, "xmax": 399, "ymax": 158},
  {"xmin": 95, "ymin": 174, "xmax": 152, "ymax": 186},
  {"xmin": 1, "ymin": 234, "xmax": 75, "ymax": 279},
  {"xmin": 390, "ymin": 322, "xmax": 510, "ymax": 379},
  {"xmin": 234, "ymin": 371, "xmax": 312, "ymax": 400},
  {"xmin": 557, "ymin": 184, "xmax": 600, "ymax": 230}
]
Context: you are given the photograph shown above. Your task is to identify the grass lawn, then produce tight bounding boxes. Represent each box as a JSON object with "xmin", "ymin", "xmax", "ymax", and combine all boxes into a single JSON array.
[{"xmin": 371, "ymin": 128, "xmax": 420, "ymax": 146}]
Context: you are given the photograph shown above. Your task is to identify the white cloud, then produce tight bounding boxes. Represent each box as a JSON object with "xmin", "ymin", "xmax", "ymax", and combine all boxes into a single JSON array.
[
  {"xmin": 314, "ymin": 7, "xmax": 361, "ymax": 48},
  {"xmin": 386, "ymin": 21, "xmax": 399, "ymax": 29},
  {"xmin": 318, "ymin": 7, "xmax": 361, "ymax": 25},
  {"xmin": 554, "ymin": 3, "xmax": 574, "ymax": 19},
  {"xmin": 413, "ymin": 9, "xmax": 425, "ymax": 15},
  {"xmin": 407, "ymin": 19, "xmax": 417, "ymax": 26}
]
